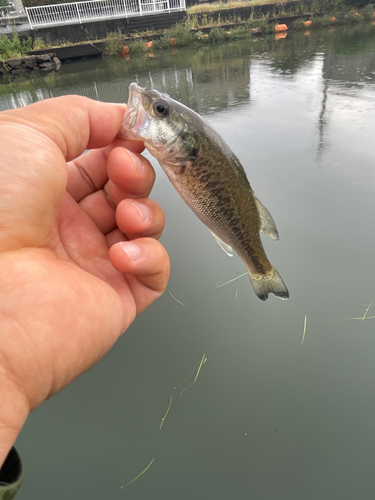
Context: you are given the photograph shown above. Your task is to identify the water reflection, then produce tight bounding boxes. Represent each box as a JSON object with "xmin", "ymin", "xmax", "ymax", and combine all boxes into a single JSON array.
[
  {"xmin": 1, "ymin": 24, "xmax": 375, "ymax": 115},
  {"xmin": 3, "ymin": 22, "xmax": 375, "ymax": 500}
]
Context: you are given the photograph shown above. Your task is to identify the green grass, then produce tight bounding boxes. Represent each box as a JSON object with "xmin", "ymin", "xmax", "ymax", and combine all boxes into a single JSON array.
[
  {"xmin": 102, "ymin": 30, "xmax": 125, "ymax": 57},
  {"xmin": 128, "ymin": 38, "xmax": 148, "ymax": 54},
  {"xmin": 0, "ymin": 31, "xmax": 32, "ymax": 61},
  {"xmin": 187, "ymin": 0, "xmax": 299, "ymax": 14}
]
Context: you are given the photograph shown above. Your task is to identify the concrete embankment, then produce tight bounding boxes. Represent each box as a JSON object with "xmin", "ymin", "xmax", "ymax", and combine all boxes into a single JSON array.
[
  {"xmin": 29, "ymin": 43, "xmax": 106, "ymax": 62},
  {"xmin": 26, "ymin": 17, "xmax": 310, "ymax": 63},
  {"xmin": 22, "ymin": 0, "xmax": 313, "ymax": 62}
]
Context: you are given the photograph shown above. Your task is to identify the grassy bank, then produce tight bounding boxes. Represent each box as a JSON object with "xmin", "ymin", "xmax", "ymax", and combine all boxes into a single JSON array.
[
  {"xmin": 102, "ymin": 1, "xmax": 374, "ymax": 57},
  {"xmin": 187, "ymin": 0, "xmax": 296, "ymax": 13},
  {"xmin": 1, "ymin": 0, "xmax": 374, "ymax": 61}
]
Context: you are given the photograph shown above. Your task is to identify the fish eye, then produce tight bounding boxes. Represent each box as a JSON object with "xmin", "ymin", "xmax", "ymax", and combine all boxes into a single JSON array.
[{"xmin": 153, "ymin": 100, "xmax": 169, "ymax": 118}]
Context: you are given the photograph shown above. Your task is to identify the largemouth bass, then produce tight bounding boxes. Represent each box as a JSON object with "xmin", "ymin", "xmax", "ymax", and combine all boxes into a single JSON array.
[{"xmin": 120, "ymin": 83, "xmax": 289, "ymax": 301}]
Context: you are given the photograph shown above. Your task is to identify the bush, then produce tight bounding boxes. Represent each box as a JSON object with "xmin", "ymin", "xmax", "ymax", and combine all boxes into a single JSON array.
[
  {"xmin": 128, "ymin": 38, "xmax": 147, "ymax": 54},
  {"xmin": 0, "ymin": 31, "xmax": 32, "ymax": 60},
  {"xmin": 230, "ymin": 25, "xmax": 251, "ymax": 38},
  {"xmin": 163, "ymin": 23, "xmax": 196, "ymax": 46},
  {"xmin": 152, "ymin": 37, "xmax": 170, "ymax": 50},
  {"xmin": 209, "ymin": 26, "xmax": 225, "ymax": 43},
  {"xmin": 103, "ymin": 31, "xmax": 124, "ymax": 57},
  {"xmin": 32, "ymin": 36, "xmax": 47, "ymax": 50}
]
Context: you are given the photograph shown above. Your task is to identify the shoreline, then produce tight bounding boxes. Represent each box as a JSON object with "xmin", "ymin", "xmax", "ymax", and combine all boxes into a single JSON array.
[{"xmin": 1, "ymin": 1, "xmax": 374, "ymax": 76}]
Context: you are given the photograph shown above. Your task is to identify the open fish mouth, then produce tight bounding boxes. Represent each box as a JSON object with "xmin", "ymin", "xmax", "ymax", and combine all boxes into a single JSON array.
[{"xmin": 119, "ymin": 83, "xmax": 148, "ymax": 139}]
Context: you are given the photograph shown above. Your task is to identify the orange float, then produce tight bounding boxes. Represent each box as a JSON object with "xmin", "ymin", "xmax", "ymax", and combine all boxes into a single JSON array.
[
  {"xmin": 275, "ymin": 24, "xmax": 288, "ymax": 32},
  {"xmin": 330, "ymin": 16, "xmax": 336, "ymax": 21},
  {"xmin": 120, "ymin": 46, "xmax": 130, "ymax": 55},
  {"xmin": 170, "ymin": 38, "xmax": 177, "ymax": 46},
  {"xmin": 304, "ymin": 20, "xmax": 312, "ymax": 27},
  {"xmin": 144, "ymin": 41, "xmax": 153, "ymax": 49}
]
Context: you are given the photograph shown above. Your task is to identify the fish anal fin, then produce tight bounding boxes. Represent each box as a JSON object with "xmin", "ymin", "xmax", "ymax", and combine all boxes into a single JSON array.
[
  {"xmin": 209, "ymin": 231, "xmax": 234, "ymax": 257},
  {"xmin": 254, "ymin": 197, "xmax": 279, "ymax": 241}
]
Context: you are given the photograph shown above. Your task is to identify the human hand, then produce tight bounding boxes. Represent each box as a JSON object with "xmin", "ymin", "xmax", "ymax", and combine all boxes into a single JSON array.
[{"xmin": 0, "ymin": 96, "xmax": 170, "ymax": 466}]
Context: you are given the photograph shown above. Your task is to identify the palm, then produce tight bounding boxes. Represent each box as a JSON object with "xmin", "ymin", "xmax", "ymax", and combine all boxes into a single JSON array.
[{"xmin": 50, "ymin": 185, "xmax": 156, "ymax": 323}]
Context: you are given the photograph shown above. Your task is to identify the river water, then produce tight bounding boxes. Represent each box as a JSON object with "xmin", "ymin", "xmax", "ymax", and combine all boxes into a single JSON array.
[{"xmin": 2, "ymin": 23, "xmax": 375, "ymax": 500}]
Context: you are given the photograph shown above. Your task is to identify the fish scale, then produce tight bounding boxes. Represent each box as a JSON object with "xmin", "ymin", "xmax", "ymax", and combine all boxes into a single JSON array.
[{"xmin": 120, "ymin": 83, "xmax": 289, "ymax": 301}]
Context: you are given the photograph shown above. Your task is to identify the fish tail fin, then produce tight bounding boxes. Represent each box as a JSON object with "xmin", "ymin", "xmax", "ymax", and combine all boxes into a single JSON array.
[{"xmin": 248, "ymin": 267, "xmax": 289, "ymax": 301}]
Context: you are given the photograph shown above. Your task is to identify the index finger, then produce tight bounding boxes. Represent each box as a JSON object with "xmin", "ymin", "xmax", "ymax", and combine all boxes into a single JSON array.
[
  {"xmin": 0, "ymin": 96, "xmax": 128, "ymax": 251},
  {"xmin": 66, "ymin": 138, "xmax": 147, "ymax": 202},
  {"xmin": 0, "ymin": 95, "xmax": 126, "ymax": 161}
]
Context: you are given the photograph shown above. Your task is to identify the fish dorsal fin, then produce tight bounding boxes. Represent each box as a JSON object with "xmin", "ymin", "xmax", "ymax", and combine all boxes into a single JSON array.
[
  {"xmin": 209, "ymin": 230, "xmax": 234, "ymax": 257},
  {"xmin": 254, "ymin": 197, "xmax": 279, "ymax": 241}
]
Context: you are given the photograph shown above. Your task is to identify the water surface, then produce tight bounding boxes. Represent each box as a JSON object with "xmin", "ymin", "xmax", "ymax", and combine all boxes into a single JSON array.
[{"xmin": 2, "ymin": 23, "xmax": 375, "ymax": 500}]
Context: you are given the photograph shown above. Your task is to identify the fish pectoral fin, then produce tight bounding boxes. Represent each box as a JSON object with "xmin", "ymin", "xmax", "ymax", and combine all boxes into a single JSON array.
[
  {"xmin": 209, "ymin": 231, "xmax": 234, "ymax": 257},
  {"xmin": 254, "ymin": 197, "xmax": 279, "ymax": 241}
]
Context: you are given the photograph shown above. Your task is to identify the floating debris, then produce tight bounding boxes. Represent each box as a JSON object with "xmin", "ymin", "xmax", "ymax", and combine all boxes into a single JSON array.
[
  {"xmin": 361, "ymin": 299, "xmax": 375, "ymax": 322},
  {"xmin": 345, "ymin": 299, "xmax": 375, "ymax": 322},
  {"xmin": 211, "ymin": 272, "xmax": 248, "ymax": 290},
  {"xmin": 159, "ymin": 354, "xmax": 208, "ymax": 432},
  {"xmin": 168, "ymin": 290, "xmax": 184, "ymax": 306},
  {"xmin": 159, "ymin": 395, "xmax": 173, "ymax": 430},
  {"xmin": 120, "ymin": 458, "xmax": 155, "ymax": 488},
  {"xmin": 345, "ymin": 316, "xmax": 375, "ymax": 321},
  {"xmin": 301, "ymin": 315, "xmax": 307, "ymax": 346},
  {"xmin": 180, "ymin": 353, "xmax": 207, "ymax": 397}
]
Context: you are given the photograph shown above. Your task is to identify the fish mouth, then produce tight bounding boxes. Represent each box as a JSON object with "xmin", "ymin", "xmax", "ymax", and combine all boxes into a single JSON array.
[{"xmin": 119, "ymin": 83, "xmax": 149, "ymax": 140}]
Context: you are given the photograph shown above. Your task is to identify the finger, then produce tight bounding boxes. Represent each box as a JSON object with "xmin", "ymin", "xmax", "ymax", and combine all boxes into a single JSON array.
[
  {"xmin": 105, "ymin": 228, "xmax": 127, "ymax": 247},
  {"xmin": 79, "ymin": 193, "xmax": 164, "ymax": 238},
  {"xmin": 0, "ymin": 97, "xmax": 130, "ymax": 252},
  {"xmin": 76, "ymin": 148, "xmax": 156, "ymax": 234},
  {"xmin": 0, "ymin": 96, "xmax": 126, "ymax": 161},
  {"xmin": 116, "ymin": 199, "xmax": 165, "ymax": 240},
  {"xmin": 66, "ymin": 139, "xmax": 147, "ymax": 202},
  {"xmin": 107, "ymin": 147, "xmax": 155, "ymax": 199},
  {"xmin": 78, "ymin": 190, "xmax": 116, "ymax": 235},
  {"xmin": 109, "ymin": 238, "xmax": 170, "ymax": 301},
  {"xmin": 67, "ymin": 149, "xmax": 108, "ymax": 202}
]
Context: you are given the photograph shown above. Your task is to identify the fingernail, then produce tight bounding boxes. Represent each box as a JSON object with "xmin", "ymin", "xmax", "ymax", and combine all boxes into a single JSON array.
[
  {"xmin": 129, "ymin": 151, "xmax": 144, "ymax": 173},
  {"xmin": 130, "ymin": 200, "xmax": 150, "ymax": 223},
  {"xmin": 119, "ymin": 241, "xmax": 142, "ymax": 261}
]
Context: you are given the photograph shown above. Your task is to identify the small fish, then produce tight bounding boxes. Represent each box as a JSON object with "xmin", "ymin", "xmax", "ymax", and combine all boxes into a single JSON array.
[{"xmin": 120, "ymin": 83, "xmax": 289, "ymax": 301}]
